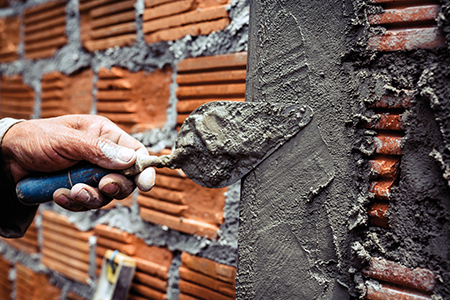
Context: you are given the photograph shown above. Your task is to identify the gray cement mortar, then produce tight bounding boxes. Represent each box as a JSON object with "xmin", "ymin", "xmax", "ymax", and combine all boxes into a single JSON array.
[{"xmin": 0, "ymin": 0, "xmax": 248, "ymax": 298}]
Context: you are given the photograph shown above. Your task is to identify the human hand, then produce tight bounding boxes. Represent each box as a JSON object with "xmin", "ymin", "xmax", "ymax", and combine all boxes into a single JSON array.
[{"xmin": 1, "ymin": 115, "xmax": 155, "ymax": 211}]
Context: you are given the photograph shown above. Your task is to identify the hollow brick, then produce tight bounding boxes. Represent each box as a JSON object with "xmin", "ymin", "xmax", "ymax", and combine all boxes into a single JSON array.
[
  {"xmin": 181, "ymin": 252, "xmax": 236, "ymax": 284},
  {"xmin": 24, "ymin": 1, "xmax": 67, "ymax": 59},
  {"xmin": 365, "ymin": 280, "xmax": 432, "ymax": 300},
  {"xmin": 96, "ymin": 66, "xmax": 172, "ymax": 133},
  {"xmin": 0, "ymin": 75, "xmax": 35, "ymax": 119},
  {"xmin": 368, "ymin": 5, "xmax": 440, "ymax": 26},
  {"xmin": 363, "ymin": 257, "xmax": 436, "ymax": 292},
  {"xmin": 0, "ymin": 16, "xmax": 20, "ymax": 63},
  {"xmin": 143, "ymin": 0, "xmax": 231, "ymax": 43},
  {"xmin": 369, "ymin": 156, "xmax": 400, "ymax": 179},
  {"xmin": 15, "ymin": 264, "xmax": 62, "ymax": 300},
  {"xmin": 41, "ymin": 210, "xmax": 93, "ymax": 283},
  {"xmin": 368, "ymin": 202, "xmax": 389, "ymax": 228},
  {"xmin": 80, "ymin": 0, "xmax": 137, "ymax": 51}
]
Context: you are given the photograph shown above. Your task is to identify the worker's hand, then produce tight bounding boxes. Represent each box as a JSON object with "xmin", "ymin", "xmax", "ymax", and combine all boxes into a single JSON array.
[{"xmin": 1, "ymin": 115, "xmax": 155, "ymax": 211}]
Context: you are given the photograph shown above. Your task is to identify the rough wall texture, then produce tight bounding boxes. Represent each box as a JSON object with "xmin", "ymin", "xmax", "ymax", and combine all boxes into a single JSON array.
[
  {"xmin": 1, "ymin": 0, "xmax": 449, "ymax": 299},
  {"xmin": 0, "ymin": 0, "xmax": 248, "ymax": 299}
]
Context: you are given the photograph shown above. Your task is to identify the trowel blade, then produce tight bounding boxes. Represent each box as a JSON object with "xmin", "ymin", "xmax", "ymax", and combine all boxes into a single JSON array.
[{"xmin": 145, "ymin": 101, "xmax": 314, "ymax": 188}]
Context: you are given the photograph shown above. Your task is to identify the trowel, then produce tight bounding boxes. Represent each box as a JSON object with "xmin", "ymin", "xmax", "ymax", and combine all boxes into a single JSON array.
[{"xmin": 16, "ymin": 101, "xmax": 313, "ymax": 205}]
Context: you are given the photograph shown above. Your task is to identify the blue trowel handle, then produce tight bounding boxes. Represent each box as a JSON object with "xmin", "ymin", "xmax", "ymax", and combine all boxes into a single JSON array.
[{"xmin": 16, "ymin": 162, "xmax": 112, "ymax": 205}]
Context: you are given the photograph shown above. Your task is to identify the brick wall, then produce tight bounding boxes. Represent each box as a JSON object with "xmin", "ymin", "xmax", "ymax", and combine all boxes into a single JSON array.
[{"xmin": 0, "ymin": 0, "xmax": 247, "ymax": 299}]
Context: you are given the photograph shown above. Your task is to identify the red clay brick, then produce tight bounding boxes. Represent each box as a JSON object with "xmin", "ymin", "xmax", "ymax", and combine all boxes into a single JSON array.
[
  {"xmin": 362, "ymin": 257, "xmax": 436, "ymax": 292},
  {"xmin": 80, "ymin": 0, "xmax": 137, "ymax": 51},
  {"xmin": 366, "ymin": 114, "xmax": 405, "ymax": 131},
  {"xmin": 96, "ymin": 66, "xmax": 172, "ymax": 133},
  {"xmin": 368, "ymin": 5, "xmax": 440, "ymax": 26},
  {"xmin": 41, "ymin": 70, "xmax": 93, "ymax": 118},
  {"xmin": 178, "ymin": 52, "xmax": 247, "ymax": 72},
  {"xmin": 2, "ymin": 222, "xmax": 38, "ymax": 254},
  {"xmin": 0, "ymin": 16, "xmax": 20, "ymax": 63},
  {"xmin": 0, "ymin": 256, "xmax": 12, "ymax": 300},
  {"xmin": 365, "ymin": 280, "xmax": 432, "ymax": 300},
  {"xmin": 0, "ymin": 75, "xmax": 34, "ymax": 119},
  {"xmin": 368, "ymin": 27, "xmax": 445, "ymax": 52},
  {"xmin": 369, "ymin": 180, "xmax": 394, "ymax": 200},
  {"xmin": 177, "ymin": 69, "xmax": 247, "ymax": 85},
  {"xmin": 177, "ymin": 98, "xmax": 244, "ymax": 113},
  {"xmin": 368, "ymin": 202, "xmax": 389, "ymax": 228},
  {"xmin": 181, "ymin": 252, "xmax": 236, "ymax": 284},
  {"xmin": 369, "ymin": 92, "xmax": 413, "ymax": 108},
  {"xmin": 179, "ymin": 280, "xmax": 234, "ymax": 300},
  {"xmin": 24, "ymin": 1, "xmax": 67, "ymax": 59},
  {"xmin": 16, "ymin": 264, "xmax": 61, "ymax": 300},
  {"xmin": 145, "ymin": 18, "xmax": 230, "ymax": 43},
  {"xmin": 140, "ymin": 208, "xmax": 220, "ymax": 239},
  {"xmin": 66, "ymin": 292, "xmax": 88, "ymax": 300},
  {"xmin": 179, "ymin": 266, "xmax": 235, "ymax": 297},
  {"xmin": 374, "ymin": 135, "xmax": 402, "ymax": 156},
  {"xmin": 143, "ymin": 5, "xmax": 228, "ymax": 34},
  {"xmin": 369, "ymin": 156, "xmax": 400, "ymax": 179},
  {"xmin": 41, "ymin": 211, "xmax": 93, "ymax": 283},
  {"xmin": 94, "ymin": 225, "xmax": 172, "ymax": 298},
  {"xmin": 143, "ymin": 0, "xmax": 195, "ymax": 21}
]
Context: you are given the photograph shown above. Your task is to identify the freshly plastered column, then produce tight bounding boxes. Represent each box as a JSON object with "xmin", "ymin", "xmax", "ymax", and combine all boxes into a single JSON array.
[{"xmin": 237, "ymin": 0, "xmax": 356, "ymax": 298}]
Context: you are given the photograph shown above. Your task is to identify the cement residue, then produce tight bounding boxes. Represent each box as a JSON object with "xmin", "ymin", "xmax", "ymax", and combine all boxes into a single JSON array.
[
  {"xmin": 159, "ymin": 101, "xmax": 313, "ymax": 188},
  {"xmin": 350, "ymin": 49, "xmax": 450, "ymax": 299}
]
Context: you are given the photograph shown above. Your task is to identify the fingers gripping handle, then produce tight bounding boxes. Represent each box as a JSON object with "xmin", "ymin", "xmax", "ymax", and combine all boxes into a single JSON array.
[{"xmin": 16, "ymin": 162, "xmax": 111, "ymax": 205}]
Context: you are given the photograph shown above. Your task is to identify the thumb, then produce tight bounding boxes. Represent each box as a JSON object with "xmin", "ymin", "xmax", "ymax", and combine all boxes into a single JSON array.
[{"xmin": 77, "ymin": 138, "xmax": 137, "ymax": 170}]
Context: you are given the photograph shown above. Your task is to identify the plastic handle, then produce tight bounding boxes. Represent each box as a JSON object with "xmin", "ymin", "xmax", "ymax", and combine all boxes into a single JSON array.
[{"xmin": 16, "ymin": 162, "xmax": 111, "ymax": 205}]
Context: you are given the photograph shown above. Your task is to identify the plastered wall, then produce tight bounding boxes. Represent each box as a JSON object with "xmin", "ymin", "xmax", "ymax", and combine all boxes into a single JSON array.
[{"xmin": 0, "ymin": 0, "xmax": 248, "ymax": 299}]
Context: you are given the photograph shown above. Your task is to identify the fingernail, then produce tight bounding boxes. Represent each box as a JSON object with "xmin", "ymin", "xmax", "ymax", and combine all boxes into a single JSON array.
[
  {"xmin": 102, "ymin": 182, "xmax": 120, "ymax": 197},
  {"xmin": 118, "ymin": 147, "xmax": 135, "ymax": 163},
  {"xmin": 55, "ymin": 194, "xmax": 70, "ymax": 206},
  {"xmin": 75, "ymin": 189, "xmax": 91, "ymax": 202}
]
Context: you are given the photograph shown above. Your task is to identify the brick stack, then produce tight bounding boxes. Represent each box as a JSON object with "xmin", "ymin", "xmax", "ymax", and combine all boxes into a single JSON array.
[
  {"xmin": 2, "ymin": 221, "xmax": 39, "ymax": 254},
  {"xmin": 41, "ymin": 210, "xmax": 94, "ymax": 284},
  {"xmin": 138, "ymin": 149, "xmax": 227, "ymax": 240},
  {"xmin": 96, "ymin": 67, "xmax": 172, "ymax": 133},
  {"xmin": 0, "ymin": 75, "xmax": 34, "ymax": 119},
  {"xmin": 179, "ymin": 252, "xmax": 236, "ymax": 300},
  {"xmin": 41, "ymin": 70, "xmax": 94, "ymax": 118},
  {"xmin": 0, "ymin": 256, "xmax": 12, "ymax": 300},
  {"xmin": 143, "ymin": 0, "xmax": 231, "ymax": 44},
  {"xmin": 94, "ymin": 224, "xmax": 173, "ymax": 300},
  {"xmin": 80, "ymin": 0, "xmax": 137, "ymax": 52},
  {"xmin": 176, "ymin": 52, "xmax": 247, "ymax": 129},
  {"xmin": 15, "ymin": 264, "xmax": 61, "ymax": 300},
  {"xmin": 24, "ymin": 0, "xmax": 67, "ymax": 59},
  {"xmin": 0, "ymin": 16, "xmax": 20, "ymax": 63}
]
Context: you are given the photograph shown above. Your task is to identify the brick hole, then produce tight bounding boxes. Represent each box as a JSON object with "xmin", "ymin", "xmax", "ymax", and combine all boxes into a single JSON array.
[{"xmin": 24, "ymin": 0, "xmax": 67, "ymax": 59}]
